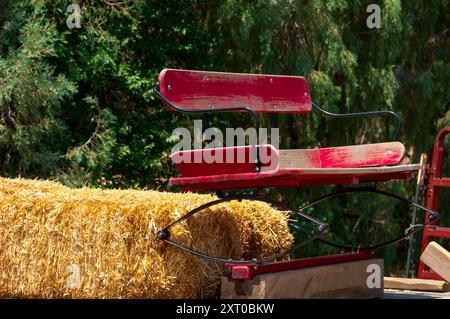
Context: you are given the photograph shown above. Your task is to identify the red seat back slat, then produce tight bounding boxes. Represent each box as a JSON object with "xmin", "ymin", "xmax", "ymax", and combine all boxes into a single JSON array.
[
  {"xmin": 158, "ymin": 69, "xmax": 312, "ymax": 113},
  {"xmin": 171, "ymin": 145, "xmax": 278, "ymax": 177}
]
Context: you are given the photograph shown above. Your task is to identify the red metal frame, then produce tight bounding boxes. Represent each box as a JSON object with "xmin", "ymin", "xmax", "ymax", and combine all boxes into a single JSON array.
[{"xmin": 418, "ymin": 127, "xmax": 450, "ymax": 280}]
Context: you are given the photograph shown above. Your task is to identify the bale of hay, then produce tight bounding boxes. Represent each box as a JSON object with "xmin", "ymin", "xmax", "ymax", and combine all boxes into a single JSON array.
[{"xmin": 0, "ymin": 177, "xmax": 293, "ymax": 298}]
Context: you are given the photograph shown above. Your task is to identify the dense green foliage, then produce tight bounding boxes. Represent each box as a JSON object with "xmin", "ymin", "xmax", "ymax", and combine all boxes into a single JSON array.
[{"xmin": 0, "ymin": 0, "xmax": 448, "ymax": 274}]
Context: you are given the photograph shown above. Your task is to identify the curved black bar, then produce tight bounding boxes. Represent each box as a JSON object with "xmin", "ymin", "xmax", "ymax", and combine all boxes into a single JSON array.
[
  {"xmin": 296, "ymin": 186, "xmax": 439, "ymax": 253},
  {"xmin": 317, "ymin": 217, "xmax": 436, "ymax": 252},
  {"xmin": 156, "ymin": 194, "xmax": 330, "ymax": 265},
  {"xmin": 153, "ymin": 87, "xmax": 262, "ymax": 171},
  {"xmin": 312, "ymin": 103, "xmax": 402, "ymax": 141}
]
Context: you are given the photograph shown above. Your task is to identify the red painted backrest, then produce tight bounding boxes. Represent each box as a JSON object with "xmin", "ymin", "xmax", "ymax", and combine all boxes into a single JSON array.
[{"xmin": 158, "ymin": 69, "xmax": 312, "ymax": 113}]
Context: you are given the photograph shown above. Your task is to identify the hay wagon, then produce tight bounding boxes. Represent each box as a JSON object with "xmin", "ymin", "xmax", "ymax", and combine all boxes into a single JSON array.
[{"xmin": 154, "ymin": 69, "xmax": 449, "ymax": 297}]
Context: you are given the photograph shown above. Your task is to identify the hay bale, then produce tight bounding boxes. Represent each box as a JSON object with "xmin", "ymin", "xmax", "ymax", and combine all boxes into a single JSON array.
[{"xmin": 0, "ymin": 177, "xmax": 293, "ymax": 298}]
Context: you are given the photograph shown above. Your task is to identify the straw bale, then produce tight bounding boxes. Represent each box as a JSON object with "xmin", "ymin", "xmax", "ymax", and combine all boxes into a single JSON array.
[{"xmin": 0, "ymin": 177, "xmax": 293, "ymax": 298}]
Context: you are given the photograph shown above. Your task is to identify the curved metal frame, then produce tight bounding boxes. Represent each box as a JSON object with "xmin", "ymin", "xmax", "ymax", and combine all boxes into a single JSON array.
[
  {"xmin": 156, "ymin": 194, "xmax": 330, "ymax": 265},
  {"xmin": 312, "ymin": 103, "xmax": 402, "ymax": 141},
  {"xmin": 154, "ymin": 79, "xmax": 419, "ymax": 265},
  {"xmin": 156, "ymin": 187, "xmax": 439, "ymax": 264},
  {"xmin": 153, "ymin": 88, "xmax": 263, "ymax": 171},
  {"xmin": 295, "ymin": 187, "xmax": 439, "ymax": 252}
]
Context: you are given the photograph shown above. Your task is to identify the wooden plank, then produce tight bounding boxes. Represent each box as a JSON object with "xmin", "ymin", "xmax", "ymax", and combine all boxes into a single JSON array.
[
  {"xmin": 171, "ymin": 143, "xmax": 411, "ymax": 179},
  {"xmin": 280, "ymin": 164, "xmax": 421, "ymax": 175},
  {"xmin": 279, "ymin": 148, "xmax": 319, "ymax": 168},
  {"xmin": 384, "ymin": 289, "xmax": 450, "ymax": 299},
  {"xmin": 384, "ymin": 277, "xmax": 450, "ymax": 292},
  {"xmin": 221, "ymin": 259, "xmax": 383, "ymax": 299},
  {"xmin": 279, "ymin": 142, "xmax": 405, "ymax": 169},
  {"xmin": 173, "ymin": 142, "xmax": 408, "ymax": 178},
  {"xmin": 170, "ymin": 165, "xmax": 419, "ymax": 191},
  {"xmin": 173, "ymin": 171, "xmax": 414, "ymax": 191},
  {"xmin": 158, "ymin": 69, "xmax": 312, "ymax": 113},
  {"xmin": 420, "ymin": 241, "xmax": 450, "ymax": 282},
  {"xmin": 172, "ymin": 164, "xmax": 421, "ymax": 185}
]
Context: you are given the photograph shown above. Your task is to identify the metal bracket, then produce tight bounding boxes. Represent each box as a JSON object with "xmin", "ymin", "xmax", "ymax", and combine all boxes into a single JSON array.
[{"xmin": 312, "ymin": 102, "xmax": 402, "ymax": 141}]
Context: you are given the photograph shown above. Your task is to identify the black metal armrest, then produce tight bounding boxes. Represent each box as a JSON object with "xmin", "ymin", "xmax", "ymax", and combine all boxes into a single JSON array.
[
  {"xmin": 312, "ymin": 103, "xmax": 401, "ymax": 141},
  {"xmin": 153, "ymin": 87, "xmax": 262, "ymax": 171}
]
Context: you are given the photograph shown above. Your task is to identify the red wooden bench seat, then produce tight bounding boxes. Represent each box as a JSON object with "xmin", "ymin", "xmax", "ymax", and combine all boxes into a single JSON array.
[
  {"xmin": 169, "ymin": 143, "xmax": 420, "ymax": 191},
  {"xmin": 153, "ymin": 68, "xmax": 441, "ymax": 269},
  {"xmin": 155, "ymin": 69, "xmax": 420, "ymax": 191}
]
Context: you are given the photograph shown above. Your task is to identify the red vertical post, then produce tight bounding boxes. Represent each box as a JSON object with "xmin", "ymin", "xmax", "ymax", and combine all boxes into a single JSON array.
[{"xmin": 418, "ymin": 127, "xmax": 450, "ymax": 279}]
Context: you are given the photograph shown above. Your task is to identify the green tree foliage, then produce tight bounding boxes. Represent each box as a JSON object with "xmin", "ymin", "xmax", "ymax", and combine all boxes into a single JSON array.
[
  {"xmin": 0, "ymin": 0, "xmax": 448, "ymax": 273},
  {"xmin": 208, "ymin": 0, "xmax": 449, "ymax": 270},
  {"xmin": 0, "ymin": 2, "xmax": 76, "ymax": 176}
]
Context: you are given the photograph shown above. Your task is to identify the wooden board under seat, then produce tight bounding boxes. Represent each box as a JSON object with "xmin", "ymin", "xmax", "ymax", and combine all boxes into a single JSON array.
[{"xmin": 221, "ymin": 259, "xmax": 384, "ymax": 299}]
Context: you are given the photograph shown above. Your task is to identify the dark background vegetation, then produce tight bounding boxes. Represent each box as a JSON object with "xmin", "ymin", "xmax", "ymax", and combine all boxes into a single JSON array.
[{"xmin": 0, "ymin": 0, "xmax": 449, "ymax": 275}]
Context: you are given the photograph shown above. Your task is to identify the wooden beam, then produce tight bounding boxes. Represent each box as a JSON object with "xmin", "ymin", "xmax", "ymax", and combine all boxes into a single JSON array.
[
  {"xmin": 221, "ymin": 259, "xmax": 383, "ymax": 299},
  {"xmin": 384, "ymin": 277, "xmax": 450, "ymax": 292},
  {"xmin": 420, "ymin": 241, "xmax": 450, "ymax": 282}
]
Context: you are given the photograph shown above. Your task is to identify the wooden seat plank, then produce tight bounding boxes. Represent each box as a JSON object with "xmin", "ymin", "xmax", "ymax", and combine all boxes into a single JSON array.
[
  {"xmin": 169, "ymin": 164, "xmax": 421, "ymax": 191},
  {"xmin": 279, "ymin": 142, "xmax": 405, "ymax": 169},
  {"xmin": 171, "ymin": 142, "xmax": 407, "ymax": 178}
]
